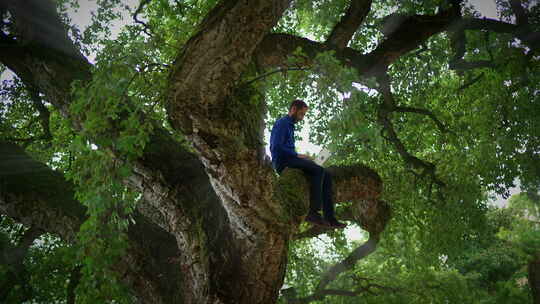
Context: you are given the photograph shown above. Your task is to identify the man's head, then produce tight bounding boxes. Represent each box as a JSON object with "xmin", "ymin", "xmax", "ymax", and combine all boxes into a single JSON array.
[{"xmin": 288, "ymin": 99, "xmax": 308, "ymax": 123}]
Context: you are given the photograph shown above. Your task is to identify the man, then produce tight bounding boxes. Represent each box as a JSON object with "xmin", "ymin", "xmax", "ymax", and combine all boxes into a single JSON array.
[{"xmin": 270, "ymin": 99, "xmax": 346, "ymax": 229}]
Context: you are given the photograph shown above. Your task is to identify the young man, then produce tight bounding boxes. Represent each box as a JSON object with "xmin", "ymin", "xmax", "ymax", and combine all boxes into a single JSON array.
[{"xmin": 270, "ymin": 99, "xmax": 346, "ymax": 229}]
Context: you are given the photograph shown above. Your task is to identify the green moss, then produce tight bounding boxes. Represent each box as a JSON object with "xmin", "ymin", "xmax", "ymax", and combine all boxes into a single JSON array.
[
  {"xmin": 221, "ymin": 83, "xmax": 266, "ymax": 150},
  {"xmin": 193, "ymin": 217, "xmax": 209, "ymax": 268},
  {"xmin": 273, "ymin": 168, "xmax": 310, "ymax": 224}
]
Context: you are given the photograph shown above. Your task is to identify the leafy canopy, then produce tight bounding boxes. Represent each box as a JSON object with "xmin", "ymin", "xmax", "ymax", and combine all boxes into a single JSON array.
[{"xmin": 0, "ymin": 0, "xmax": 539, "ymax": 303}]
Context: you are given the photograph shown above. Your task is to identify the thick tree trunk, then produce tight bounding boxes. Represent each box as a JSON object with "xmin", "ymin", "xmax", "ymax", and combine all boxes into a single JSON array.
[{"xmin": 166, "ymin": 1, "xmax": 297, "ymax": 303}]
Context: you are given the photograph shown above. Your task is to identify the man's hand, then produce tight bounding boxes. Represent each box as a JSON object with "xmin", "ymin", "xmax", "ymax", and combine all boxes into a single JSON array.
[{"xmin": 298, "ymin": 154, "xmax": 313, "ymax": 160}]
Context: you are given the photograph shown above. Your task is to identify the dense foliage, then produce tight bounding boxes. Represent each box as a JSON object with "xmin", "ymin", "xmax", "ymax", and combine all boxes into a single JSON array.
[{"xmin": 1, "ymin": 0, "xmax": 539, "ymax": 303}]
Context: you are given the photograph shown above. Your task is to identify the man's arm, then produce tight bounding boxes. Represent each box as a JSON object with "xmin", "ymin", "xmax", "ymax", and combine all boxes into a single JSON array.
[{"xmin": 272, "ymin": 120, "xmax": 298, "ymax": 158}]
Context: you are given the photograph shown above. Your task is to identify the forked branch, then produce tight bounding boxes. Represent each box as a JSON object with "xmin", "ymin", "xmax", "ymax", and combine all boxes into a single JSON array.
[
  {"xmin": 326, "ymin": 0, "xmax": 373, "ymax": 49},
  {"xmin": 376, "ymin": 73, "xmax": 445, "ymax": 187}
]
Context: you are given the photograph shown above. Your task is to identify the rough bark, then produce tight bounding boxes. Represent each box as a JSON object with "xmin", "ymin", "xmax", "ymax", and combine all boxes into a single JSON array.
[{"xmin": 326, "ymin": 0, "xmax": 372, "ymax": 49}]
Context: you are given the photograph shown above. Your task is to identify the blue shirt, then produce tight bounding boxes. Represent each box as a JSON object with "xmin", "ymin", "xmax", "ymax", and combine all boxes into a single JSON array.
[{"xmin": 270, "ymin": 115, "xmax": 298, "ymax": 169}]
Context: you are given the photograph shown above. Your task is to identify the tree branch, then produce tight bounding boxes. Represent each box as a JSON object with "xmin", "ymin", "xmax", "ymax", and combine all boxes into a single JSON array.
[
  {"xmin": 278, "ymin": 164, "xmax": 384, "ymax": 228},
  {"xmin": 449, "ymin": 12, "xmax": 466, "ymax": 69},
  {"xmin": 243, "ymin": 67, "xmax": 308, "ymax": 85},
  {"xmin": 256, "ymin": 5, "xmax": 461, "ymax": 82},
  {"xmin": 458, "ymin": 17, "xmax": 516, "ymax": 33},
  {"xmin": 1, "ymin": 0, "xmax": 84, "ymax": 59},
  {"xmin": 0, "ymin": 141, "xmax": 86, "ymax": 239},
  {"xmin": 317, "ymin": 237, "xmax": 379, "ymax": 290},
  {"xmin": 0, "ymin": 225, "xmax": 42, "ymax": 302},
  {"xmin": 66, "ymin": 265, "xmax": 82, "ymax": 304},
  {"xmin": 28, "ymin": 88, "xmax": 52, "ymax": 140},
  {"xmin": 294, "ymin": 198, "xmax": 389, "ymax": 240},
  {"xmin": 167, "ymin": 0, "xmax": 292, "ymax": 131},
  {"xmin": 450, "ymin": 59, "xmax": 496, "ymax": 71},
  {"xmin": 393, "ymin": 106, "xmax": 451, "ymax": 134},
  {"xmin": 376, "ymin": 73, "xmax": 445, "ymax": 187},
  {"xmin": 133, "ymin": 0, "xmax": 153, "ymax": 36},
  {"xmin": 283, "ymin": 237, "xmax": 380, "ymax": 303},
  {"xmin": 255, "ymin": 8, "xmax": 537, "ymax": 87},
  {"xmin": 509, "ymin": 0, "xmax": 528, "ymax": 26},
  {"xmin": 287, "ymin": 263, "xmax": 424, "ymax": 303},
  {"xmin": 326, "ymin": 0, "xmax": 372, "ymax": 49},
  {"xmin": 458, "ymin": 72, "xmax": 485, "ymax": 92},
  {"xmin": 457, "ymin": 16, "xmax": 539, "ymax": 52}
]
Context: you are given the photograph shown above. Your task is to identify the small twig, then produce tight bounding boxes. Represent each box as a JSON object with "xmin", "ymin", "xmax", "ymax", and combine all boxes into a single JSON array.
[
  {"xmin": 121, "ymin": 72, "xmax": 139, "ymax": 98},
  {"xmin": 242, "ymin": 67, "xmax": 308, "ymax": 86},
  {"xmin": 458, "ymin": 72, "xmax": 484, "ymax": 92},
  {"xmin": 3, "ymin": 135, "xmax": 51, "ymax": 148},
  {"xmin": 484, "ymin": 31, "xmax": 494, "ymax": 61},
  {"xmin": 413, "ymin": 43, "xmax": 428, "ymax": 57},
  {"xmin": 393, "ymin": 106, "xmax": 451, "ymax": 134},
  {"xmin": 133, "ymin": 0, "xmax": 153, "ymax": 37},
  {"xmin": 449, "ymin": 59, "xmax": 495, "ymax": 71}
]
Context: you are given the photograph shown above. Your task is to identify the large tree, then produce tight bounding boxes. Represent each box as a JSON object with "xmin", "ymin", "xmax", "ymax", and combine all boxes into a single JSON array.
[{"xmin": 0, "ymin": 0, "xmax": 538, "ymax": 303}]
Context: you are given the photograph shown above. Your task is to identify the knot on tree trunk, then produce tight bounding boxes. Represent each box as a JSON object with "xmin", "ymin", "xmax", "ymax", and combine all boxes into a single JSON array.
[{"xmin": 351, "ymin": 199, "xmax": 391, "ymax": 237}]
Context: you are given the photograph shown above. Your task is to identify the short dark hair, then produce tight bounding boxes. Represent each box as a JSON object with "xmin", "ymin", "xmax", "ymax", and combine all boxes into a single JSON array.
[{"xmin": 289, "ymin": 99, "xmax": 308, "ymax": 111}]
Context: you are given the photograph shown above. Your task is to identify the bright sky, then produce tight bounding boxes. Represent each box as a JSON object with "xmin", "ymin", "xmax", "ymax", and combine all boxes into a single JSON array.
[{"xmin": 468, "ymin": 0, "xmax": 498, "ymax": 18}]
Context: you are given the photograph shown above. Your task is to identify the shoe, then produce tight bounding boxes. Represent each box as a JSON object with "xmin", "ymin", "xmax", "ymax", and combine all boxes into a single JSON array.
[
  {"xmin": 325, "ymin": 218, "xmax": 347, "ymax": 229},
  {"xmin": 305, "ymin": 212, "xmax": 327, "ymax": 226}
]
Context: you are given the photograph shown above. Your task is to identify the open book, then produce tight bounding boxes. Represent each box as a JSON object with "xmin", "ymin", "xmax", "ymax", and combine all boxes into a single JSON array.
[{"xmin": 313, "ymin": 148, "xmax": 331, "ymax": 166}]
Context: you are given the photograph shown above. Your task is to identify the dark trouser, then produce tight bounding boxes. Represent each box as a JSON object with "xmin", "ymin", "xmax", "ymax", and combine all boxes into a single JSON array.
[{"xmin": 274, "ymin": 157, "xmax": 335, "ymax": 220}]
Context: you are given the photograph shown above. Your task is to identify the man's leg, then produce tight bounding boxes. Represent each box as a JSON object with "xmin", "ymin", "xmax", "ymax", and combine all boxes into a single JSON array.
[
  {"xmin": 321, "ymin": 169, "xmax": 334, "ymax": 219},
  {"xmin": 322, "ymin": 170, "xmax": 346, "ymax": 228}
]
